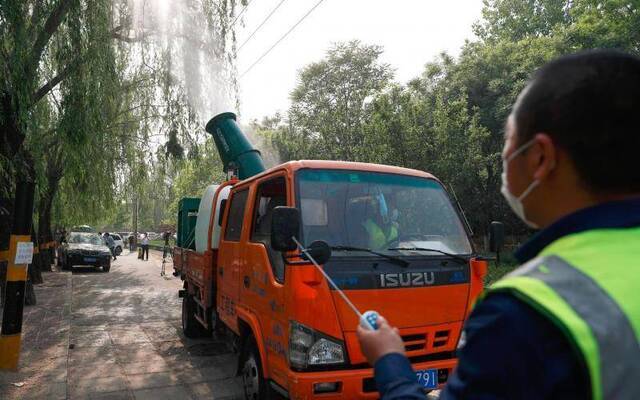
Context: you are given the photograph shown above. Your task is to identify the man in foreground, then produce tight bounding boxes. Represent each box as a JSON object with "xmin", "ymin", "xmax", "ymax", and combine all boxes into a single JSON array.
[{"xmin": 357, "ymin": 50, "xmax": 640, "ymax": 399}]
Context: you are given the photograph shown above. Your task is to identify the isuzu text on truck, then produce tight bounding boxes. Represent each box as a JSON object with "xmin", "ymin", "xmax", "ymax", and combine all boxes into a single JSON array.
[{"xmin": 173, "ymin": 112, "xmax": 495, "ymax": 399}]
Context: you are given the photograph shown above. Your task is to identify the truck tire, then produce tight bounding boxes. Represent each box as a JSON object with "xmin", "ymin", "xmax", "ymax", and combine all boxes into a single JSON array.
[
  {"xmin": 115, "ymin": 246, "xmax": 122, "ymax": 256},
  {"xmin": 242, "ymin": 338, "xmax": 268, "ymax": 400},
  {"xmin": 182, "ymin": 295, "xmax": 206, "ymax": 338}
]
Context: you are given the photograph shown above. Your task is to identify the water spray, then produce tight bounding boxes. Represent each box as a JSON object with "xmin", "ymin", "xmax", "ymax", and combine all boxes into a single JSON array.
[{"xmin": 292, "ymin": 237, "xmax": 380, "ymax": 330}]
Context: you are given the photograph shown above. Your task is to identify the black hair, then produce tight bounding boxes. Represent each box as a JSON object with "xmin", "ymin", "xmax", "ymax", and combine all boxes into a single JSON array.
[{"xmin": 513, "ymin": 49, "xmax": 640, "ymax": 194}]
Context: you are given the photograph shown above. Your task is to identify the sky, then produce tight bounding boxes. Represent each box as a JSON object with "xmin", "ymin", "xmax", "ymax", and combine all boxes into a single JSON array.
[{"xmin": 235, "ymin": 0, "xmax": 485, "ymax": 122}]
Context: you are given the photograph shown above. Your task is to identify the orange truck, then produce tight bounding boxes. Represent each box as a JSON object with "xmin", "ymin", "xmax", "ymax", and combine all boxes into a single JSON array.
[{"xmin": 173, "ymin": 112, "xmax": 494, "ymax": 399}]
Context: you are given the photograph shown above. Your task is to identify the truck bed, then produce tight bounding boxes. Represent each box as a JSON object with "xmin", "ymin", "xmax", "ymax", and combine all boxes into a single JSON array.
[{"xmin": 173, "ymin": 247, "xmax": 217, "ymax": 309}]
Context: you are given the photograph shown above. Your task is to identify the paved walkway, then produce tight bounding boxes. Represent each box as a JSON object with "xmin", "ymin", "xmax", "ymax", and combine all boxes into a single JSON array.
[{"xmin": 0, "ymin": 250, "xmax": 242, "ymax": 399}]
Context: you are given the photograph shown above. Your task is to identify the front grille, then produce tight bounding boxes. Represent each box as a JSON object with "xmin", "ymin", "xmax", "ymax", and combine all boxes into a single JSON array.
[
  {"xmin": 433, "ymin": 330, "xmax": 450, "ymax": 348},
  {"xmin": 402, "ymin": 333, "xmax": 427, "ymax": 352}
]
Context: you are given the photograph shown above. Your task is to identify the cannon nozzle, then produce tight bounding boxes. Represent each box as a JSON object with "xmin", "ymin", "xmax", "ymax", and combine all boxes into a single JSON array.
[{"xmin": 205, "ymin": 112, "xmax": 266, "ymax": 180}]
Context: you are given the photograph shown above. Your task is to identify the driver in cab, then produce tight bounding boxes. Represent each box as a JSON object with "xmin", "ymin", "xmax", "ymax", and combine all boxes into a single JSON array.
[{"xmin": 358, "ymin": 193, "xmax": 399, "ymax": 251}]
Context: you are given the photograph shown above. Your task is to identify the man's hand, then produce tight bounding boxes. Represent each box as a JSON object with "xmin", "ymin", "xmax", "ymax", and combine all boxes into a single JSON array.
[{"xmin": 356, "ymin": 315, "xmax": 405, "ymax": 366}]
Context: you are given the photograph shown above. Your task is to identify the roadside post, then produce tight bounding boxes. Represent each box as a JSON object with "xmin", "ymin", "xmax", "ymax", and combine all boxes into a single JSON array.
[{"xmin": 0, "ymin": 181, "xmax": 35, "ymax": 370}]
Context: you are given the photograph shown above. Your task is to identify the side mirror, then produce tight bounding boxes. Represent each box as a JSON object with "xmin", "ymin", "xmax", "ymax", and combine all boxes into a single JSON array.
[
  {"xmin": 489, "ymin": 221, "xmax": 505, "ymax": 253},
  {"xmin": 271, "ymin": 207, "xmax": 301, "ymax": 252},
  {"xmin": 301, "ymin": 240, "xmax": 332, "ymax": 265}
]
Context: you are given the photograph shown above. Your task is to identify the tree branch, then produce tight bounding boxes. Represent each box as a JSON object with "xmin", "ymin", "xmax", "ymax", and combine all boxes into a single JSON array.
[
  {"xmin": 31, "ymin": 25, "xmax": 134, "ymax": 104},
  {"xmin": 28, "ymin": 0, "xmax": 75, "ymax": 78},
  {"xmin": 31, "ymin": 62, "xmax": 76, "ymax": 105}
]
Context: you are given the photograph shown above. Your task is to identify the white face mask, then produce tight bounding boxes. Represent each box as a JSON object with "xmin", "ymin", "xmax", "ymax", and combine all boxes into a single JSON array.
[{"xmin": 501, "ymin": 139, "xmax": 540, "ymax": 228}]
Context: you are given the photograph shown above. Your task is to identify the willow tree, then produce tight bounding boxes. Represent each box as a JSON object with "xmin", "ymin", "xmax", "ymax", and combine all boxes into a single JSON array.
[{"xmin": 0, "ymin": 0, "xmax": 247, "ymax": 261}]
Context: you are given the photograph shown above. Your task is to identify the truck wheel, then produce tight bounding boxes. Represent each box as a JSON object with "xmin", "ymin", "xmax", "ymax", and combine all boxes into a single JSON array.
[
  {"xmin": 242, "ymin": 339, "xmax": 268, "ymax": 400},
  {"xmin": 115, "ymin": 246, "xmax": 122, "ymax": 256},
  {"xmin": 181, "ymin": 295, "xmax": 206, "ymax": 338}
]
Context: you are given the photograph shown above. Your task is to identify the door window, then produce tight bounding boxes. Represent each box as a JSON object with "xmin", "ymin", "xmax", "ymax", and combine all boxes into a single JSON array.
[
  {"xmin": 224, "ymin": 189, "xmax": 249, "ymax": 242},
  {"xmin": 251, "ymin": 177, "xmax": 287, "ymax": 281},
  {"xmin": 252, "ymin": 177, "xmax": 287, "ymax": 240}
]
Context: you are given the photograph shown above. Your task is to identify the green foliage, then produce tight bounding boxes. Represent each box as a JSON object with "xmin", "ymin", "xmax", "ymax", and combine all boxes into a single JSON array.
[
  {"xmin": 164, "ymin": 138, "xmax": 226, "ymax": 226},
  {"xmin": 275, "ymin": 41, "xmax": 393, "ymax": 161},
  {"xmin": 258, "ymin": 0, "xmax": 640, "ymax": 241},
  {"xmin": 0, "ymin": 0, "xmax": 244, "ymax": 239}
]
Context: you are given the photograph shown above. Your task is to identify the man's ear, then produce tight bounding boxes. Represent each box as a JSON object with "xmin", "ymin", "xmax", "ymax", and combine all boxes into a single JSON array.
[{"xmin": 529, "ymin": 133, "xmax": 557, "ymax": 181}]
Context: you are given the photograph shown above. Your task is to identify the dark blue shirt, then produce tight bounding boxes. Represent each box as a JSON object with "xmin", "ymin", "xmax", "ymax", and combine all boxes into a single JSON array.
[{"xmin": 374, "ymin": 197, "xmax": 640, "ymax": 400}]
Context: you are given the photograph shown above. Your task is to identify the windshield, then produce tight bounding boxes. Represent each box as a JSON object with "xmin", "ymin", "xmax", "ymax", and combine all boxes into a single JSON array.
[
  {"xmin": 68, "ymin": 233, "xmax": 104, "ymax": 246},
  {"xmin": 297, "ymin": 169, "xmax": 472, "ymax": 255}
]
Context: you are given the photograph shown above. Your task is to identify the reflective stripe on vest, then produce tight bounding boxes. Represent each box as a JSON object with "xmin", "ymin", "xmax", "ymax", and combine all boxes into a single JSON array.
[
  {"xmin": 493, "ymin": 255, "xmax": 640, "ymax": 400},
  {"xmin": 363, "ymin": 219, "xmax": 398, "ymax": 250}
]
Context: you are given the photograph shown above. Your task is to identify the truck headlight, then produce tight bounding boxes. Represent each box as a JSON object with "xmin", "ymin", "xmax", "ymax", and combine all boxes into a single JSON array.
[{"xmin": 289, "ymin": 321, "xmax": 345, "ymax": 369}]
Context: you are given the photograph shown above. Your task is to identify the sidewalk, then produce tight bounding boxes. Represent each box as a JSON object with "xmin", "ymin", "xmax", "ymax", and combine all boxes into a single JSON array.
[
  {"xmin": 0, "ymin": 271, "xmax": 72, "ymax": 399},
  {"xmin": 0, "ymin": 253, "xmax": 243, "ymax": 400}
]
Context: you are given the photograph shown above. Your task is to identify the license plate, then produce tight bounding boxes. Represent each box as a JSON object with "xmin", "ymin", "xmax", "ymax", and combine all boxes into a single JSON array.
[
  {"xmin": 416, "ymin": 369, "xmax": 438, "ymax": 389},
  {"xmin": 84, "ymin": 257, "xmax": 96, "ymax": 262}
]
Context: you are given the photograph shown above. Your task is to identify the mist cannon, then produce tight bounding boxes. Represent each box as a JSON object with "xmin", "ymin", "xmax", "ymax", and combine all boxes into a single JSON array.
[{"xmin": 205, "ymin": 112, "xmax": 265, "ymax": 180}]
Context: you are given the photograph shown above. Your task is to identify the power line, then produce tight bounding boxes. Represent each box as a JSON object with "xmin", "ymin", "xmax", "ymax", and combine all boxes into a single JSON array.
[
  {"xmin": 240, "ymin": 0, "xmax": 326, "ymax": 78},
  {"xmin": 238, "ymin": 0, "xmax": 287, "ymax": 52},
  {"xmin": 231, "ymin": 0, "xmax": 253, "ymax": 27}
]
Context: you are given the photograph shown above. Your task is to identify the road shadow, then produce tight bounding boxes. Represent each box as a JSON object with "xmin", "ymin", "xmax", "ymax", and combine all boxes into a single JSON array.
[{"xmin": 70, "ymin": 265, "xmax": 108, "ymax": 274}]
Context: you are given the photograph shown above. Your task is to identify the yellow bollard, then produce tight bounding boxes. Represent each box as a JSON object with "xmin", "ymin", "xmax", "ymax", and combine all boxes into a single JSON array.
[
  {"xmin": 0, "ymin": 234, "xmax": 32, "ymax": 370},
  {"xmin": 0, "ymin": 180, "xmax": 35, "ymax": 370}
]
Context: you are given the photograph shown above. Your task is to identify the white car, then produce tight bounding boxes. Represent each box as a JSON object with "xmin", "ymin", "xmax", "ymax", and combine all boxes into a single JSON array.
[{"xmin": 109, "ymin": 234, "xmax": 125, "ymax": 255}]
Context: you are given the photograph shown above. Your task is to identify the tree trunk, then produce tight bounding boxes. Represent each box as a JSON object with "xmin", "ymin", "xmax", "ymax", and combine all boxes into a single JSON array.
[
  {"xmin": 29, "ymin": 229, "xmax": 44, "ymax": 285},
  {"xmin": 0, "ymin": 185, "xmax": 13, "ymax": 308},
  {"xmin": 38, "ymin": 165, "xmax": 62, "ymax": 272}
]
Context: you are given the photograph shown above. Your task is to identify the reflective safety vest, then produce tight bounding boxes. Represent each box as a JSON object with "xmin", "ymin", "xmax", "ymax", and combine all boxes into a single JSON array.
[
  {"xmin": 484, "ymin": 228, "xmax": 640, "ymax": 400},
  {"xmin": 362, "ymin": 219, "xmax": 398, "ymax": 250}
]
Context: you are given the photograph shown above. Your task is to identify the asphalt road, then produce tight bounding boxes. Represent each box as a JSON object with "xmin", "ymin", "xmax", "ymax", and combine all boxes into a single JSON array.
[
  {"xmin": 0, "ymin": 249, "xmax": 243, "ymax": 400},
  {"xmin": 67, "ymin": 249, "xmax": 244, "ymax": 399}
]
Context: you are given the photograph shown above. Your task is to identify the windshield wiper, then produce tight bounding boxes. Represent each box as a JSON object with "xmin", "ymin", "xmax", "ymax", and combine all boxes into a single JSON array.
[
  {"xmin": 330, "ymin": 245, "xmax": 409, "ymax": 268},
  {"xmin": 387, "ymin": 247, "xmax": 468, "ymax": 264}
]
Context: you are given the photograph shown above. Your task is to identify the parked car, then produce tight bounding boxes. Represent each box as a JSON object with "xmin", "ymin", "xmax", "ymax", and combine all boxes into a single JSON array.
[
  {"xmin": 109, "ymin": 233, "xmax": 125, "ymax": 255},
  {"xmin": 60, "ymin": 232, "xmax": 112, "ymax": 272}
]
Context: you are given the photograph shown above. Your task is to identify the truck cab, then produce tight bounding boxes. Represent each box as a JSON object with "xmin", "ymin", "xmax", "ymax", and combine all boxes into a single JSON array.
[
  {"xmin": 214, "ymin": 160, "xmax": 486, "ymax": 399},
  {"xmin": 173, "ymin": 112, "xmax": 489, "ymax": 400}
]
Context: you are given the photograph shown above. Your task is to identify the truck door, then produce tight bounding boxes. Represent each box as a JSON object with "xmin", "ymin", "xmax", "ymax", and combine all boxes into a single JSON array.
[
  {"xmin": 244, "ymin": 175, "xmax": 289, "ymax": 381},
  {"xmin": 217, "ymin": 188, "xmax": 250, "ymax": 331}
]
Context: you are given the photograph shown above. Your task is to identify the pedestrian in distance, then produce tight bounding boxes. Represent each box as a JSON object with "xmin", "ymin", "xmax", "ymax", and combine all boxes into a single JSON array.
[
  {"xmin": 162, "ymin": 230, "xmax": 172, "ymax": 259},
  {"xmin": 105, "ymin": 232, "xmax": 117, "ymax": 261},
  {"xmin": 129, "ymin": 234, "xmax": 134, "ymax": 252},
  {"xmin": 57, "ymin": 228, "xmax": 67, "ymax": 266},
  {"xmin": 357, "ymin": 50, "xmax": 640, "ymax": 400},
  {"xmin": 141, "ymin": 232, "xmax": 149, "ymax": 261}
]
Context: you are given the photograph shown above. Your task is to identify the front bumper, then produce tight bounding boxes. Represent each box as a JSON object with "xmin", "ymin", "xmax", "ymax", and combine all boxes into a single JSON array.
[
  {"xmin": 67, "ymin": 253, "xmax": 111, "ymax": 267},
  {"xmin": 281, "ymin": 358, "xmax": 457, "ymax": 399}
]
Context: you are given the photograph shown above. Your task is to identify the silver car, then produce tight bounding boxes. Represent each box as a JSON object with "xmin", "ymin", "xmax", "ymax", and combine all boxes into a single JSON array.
[{"xmin": 60, "ymin": 232, "xmax": 112, "ymax": 272}]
